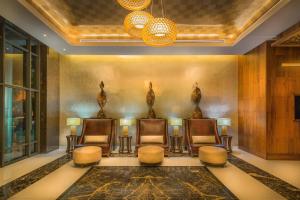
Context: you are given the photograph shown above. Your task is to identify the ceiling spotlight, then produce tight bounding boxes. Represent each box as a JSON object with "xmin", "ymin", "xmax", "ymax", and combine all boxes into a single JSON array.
[
  {"xmin": 63, "ymin": 48, "xmax": 67, "ymax": 52},
  {"xmin": 43, "ymin": 33, "xmax": 47, "ymax": 37}
]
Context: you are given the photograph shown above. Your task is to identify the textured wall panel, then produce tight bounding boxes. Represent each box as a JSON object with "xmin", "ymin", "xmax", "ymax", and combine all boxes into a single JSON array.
[{"xmin": 59, "ymin": 55, "xmax": 238, "ymax": 146}]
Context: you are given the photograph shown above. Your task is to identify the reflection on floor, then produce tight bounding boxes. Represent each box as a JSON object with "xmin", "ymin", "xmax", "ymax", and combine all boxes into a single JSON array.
[{"xmin": 0, "ymin": 147, "xmax": 299, "ymax": 200}]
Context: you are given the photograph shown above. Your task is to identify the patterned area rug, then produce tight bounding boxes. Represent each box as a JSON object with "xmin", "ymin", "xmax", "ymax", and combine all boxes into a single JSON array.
[{"xmin": 58, "ymin": 166, "xmax": 237, "ymax": 200}]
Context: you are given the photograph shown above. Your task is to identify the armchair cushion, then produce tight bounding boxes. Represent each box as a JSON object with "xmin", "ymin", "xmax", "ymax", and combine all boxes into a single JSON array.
[
  {"xmin": 192, "ymin": 136, "xmax": 215, "ymax": 144},
  {"xmin": 84, "ymin": 135, "xmax": 108, "ymax": 144},
  {"xmin": 141, "ymin": 135, "xmax": 164, "ymax": 144}
]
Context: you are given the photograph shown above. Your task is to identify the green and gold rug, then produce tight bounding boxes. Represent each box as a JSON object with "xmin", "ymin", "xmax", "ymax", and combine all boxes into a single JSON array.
[{"xmin": 58, "ymin": 166, "xmax": 237, "ymax": 200}]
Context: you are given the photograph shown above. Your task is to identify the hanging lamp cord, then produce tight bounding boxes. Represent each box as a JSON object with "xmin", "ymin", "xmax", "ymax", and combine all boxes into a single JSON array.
[{"xmin": 161, "ymin": 0, "xmax": 165, "ymax": 17}]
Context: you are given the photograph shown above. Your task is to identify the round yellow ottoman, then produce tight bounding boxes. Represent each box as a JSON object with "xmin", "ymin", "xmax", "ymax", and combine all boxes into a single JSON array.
[
  {"xmin": 138, "ymin": 145, "xmax": 164, "ymax": 165},
  {"xmin": 199, "ymin": 146, "xmax": 227, "ymax": 166},
  {"xmin": 73, "ymin": 146, "xmax": 102, "ymax": 166}
]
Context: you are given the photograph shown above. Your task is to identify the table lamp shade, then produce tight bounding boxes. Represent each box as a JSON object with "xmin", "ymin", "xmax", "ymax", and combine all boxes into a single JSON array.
[
  {"xmin": 217, "ymin": 118, "xmax": 231, "ymax": 126},
  {"xmin": 169, "ymin": 118, "xmax": 183, "ymax": 126},
  {"xmin": 66, "ymin": 118, "xmax": 81, "ymax": 126},
  {"xmin": 120, "ymin": 118, "xmax": 133, "ymax": 126}
]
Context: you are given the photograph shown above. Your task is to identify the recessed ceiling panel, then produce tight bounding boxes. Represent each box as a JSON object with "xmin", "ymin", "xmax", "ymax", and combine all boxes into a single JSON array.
[{"xmin": 19, "ymin": 0, "xmax": 286, "ymax": 46}]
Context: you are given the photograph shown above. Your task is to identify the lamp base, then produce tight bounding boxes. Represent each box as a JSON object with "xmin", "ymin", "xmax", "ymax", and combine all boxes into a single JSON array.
[
  {"xmin": 221, "ymin": 126, "xmax": 228, "ymax": 136},
  {"xmin": 70, "ymin": 126, "xmax": 77, "ymax": 136},
  {"xmin": 122, "ymin": 126, "xmax": 129, "ymax": 136}
]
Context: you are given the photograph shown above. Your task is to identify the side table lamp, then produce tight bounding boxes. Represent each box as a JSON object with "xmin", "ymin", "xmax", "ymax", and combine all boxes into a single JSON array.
[
  {"xmin": 67, "ymin": 117, "xmax": 81, "ymax": 135},
  {"xmin": 120, "ymin": 118, "xmax": 133, "ymax": 136},
  {"xmin": 217, "ymin": 118, "xmax": 231, "ymax": 136},
  {"xmin": 170, "ymin": 118, "xmax": 183, "ymax": 136}
]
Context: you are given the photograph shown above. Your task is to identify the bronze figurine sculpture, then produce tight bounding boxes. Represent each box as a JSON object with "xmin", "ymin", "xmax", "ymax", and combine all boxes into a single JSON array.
[
  {"xmin": 146, "ymin": 82, "xmax": 156, "ymax": 118},
  {"xmin": 97, "ymin": 81, "xmax": 107, "ymax": 118},
  {"xmin": 191, "ymin": 82, "xmax": 203, "ymax": 119}
]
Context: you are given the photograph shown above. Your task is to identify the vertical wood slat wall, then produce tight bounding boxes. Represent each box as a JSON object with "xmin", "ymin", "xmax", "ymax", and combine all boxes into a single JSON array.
[{"xmin": 238, "ymin": 41, "xmax": 300, "ymax": 160}]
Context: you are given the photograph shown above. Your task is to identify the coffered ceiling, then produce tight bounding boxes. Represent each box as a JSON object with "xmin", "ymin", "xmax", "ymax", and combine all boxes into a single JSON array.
[{"xmin": 18, "ymin": 0, "xmax": 286, "ymax": 46}]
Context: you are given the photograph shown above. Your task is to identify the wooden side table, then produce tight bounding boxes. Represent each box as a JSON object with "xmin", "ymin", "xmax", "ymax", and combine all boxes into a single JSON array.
[
  {"xmin": 170, "ymin": 135, "xmax": 183, "ymax": 153},
  {"xmin": 220, "ymin": 135, "xmax": 233, "ymax": 152},
  {"xmin": 119, "ymin": 136, "xmax": 132, "ymax": 153},
  {"xmin": 66, "ymin": 135, "xmax": 79, "ymax": 154}
]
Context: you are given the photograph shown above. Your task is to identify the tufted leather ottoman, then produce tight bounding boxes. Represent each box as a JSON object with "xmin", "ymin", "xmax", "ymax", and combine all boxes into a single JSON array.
[
  {"xmin": 199, "ymin": 146, "xmax": 227, "ymax": 166},
  {"xmin": 73, "ymin": 146, "xmax": 102, "ymax": 166},
  {"xmin": 138, "ymin": 145, "xmax": 164, "ymax": 165}
]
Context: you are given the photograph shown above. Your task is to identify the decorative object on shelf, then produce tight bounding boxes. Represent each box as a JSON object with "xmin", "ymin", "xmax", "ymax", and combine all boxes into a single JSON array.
[
  {"xmin": 117, "ymin": 0, "xmax": 152, "ymax": 11},
  {"xmin": 220, "ymin": 135, "xmax": 233, "ymax": 153},
  {"xmin": 143, "ymin": 17, "xmax": 177, "ymax": 47},
  {"xmin": 66, "ymin": 118, "xmax": 81, "ymax": 135},
  {"xmin": 191, "ymin": 82, "xmax": 203, "ymax": 119},
  {"xmin": 119, "ymin": 135, "xmax": 132, "ymax": 153},
  {"xmin": 142, "ymin": 0, "xmax": 177, "ymax": 46},
  {"xmin": 97, "ymin": 81, "xmax": 107, "ymax": 118},
  {"xmin": 170, "ymin": 135, "xmax": 183, "ymax": 153},
  {"xmin": 120, "ymin": 118, "xmax": 133, "ymax": 136},
  {"xmin": 169, "ymin": 117, "xmax": 182, "ymax": 136},
  {"xmin": 124, "ymin": 11, "xmax": 154, "ymax": 38},
  {"xmin": 217, "ymin": 118, "xmax": 231, "ymax": 135},
  {"xmin": 146, "ymin": 82, "xmax": 156, "ymax": 118}
]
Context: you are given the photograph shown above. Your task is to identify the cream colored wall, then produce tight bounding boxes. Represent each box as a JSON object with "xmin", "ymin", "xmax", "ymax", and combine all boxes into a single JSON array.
[{"xmin": 59, "ymin": 55, "xmax": 238, "ymax": 146}]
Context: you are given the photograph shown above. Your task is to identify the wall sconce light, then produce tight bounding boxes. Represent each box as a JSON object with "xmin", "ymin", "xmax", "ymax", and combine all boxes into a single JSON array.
[{"xmin": 281, "ymin": 63, "xmax": 300, "ymax": 67}]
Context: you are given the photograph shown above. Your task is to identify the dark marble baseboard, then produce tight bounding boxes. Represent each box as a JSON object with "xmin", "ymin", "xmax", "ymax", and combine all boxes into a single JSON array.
[
  {"xmin": 228, "ymin": 154, "xmax": 300, "ymax": 200},
  {"xmin": 0, "ymin": 154, "xmax": 71, "ymax": 199},
  {"xmin": 58, "ymin": 166, "xmax": 237, "ymax": 200}
]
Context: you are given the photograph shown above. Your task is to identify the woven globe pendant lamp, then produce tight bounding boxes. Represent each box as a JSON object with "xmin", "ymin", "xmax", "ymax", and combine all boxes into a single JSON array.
[
  {"xmin": 117, "ymin": 0, "xmax": 152, "ymax": 11},
  {"xmin": 142, "ymin": 17, "xmax": 177, "ymax": 47},
  {"xmin": 124, "ymin": 11, "xmax": 154, "ymax": 38}
]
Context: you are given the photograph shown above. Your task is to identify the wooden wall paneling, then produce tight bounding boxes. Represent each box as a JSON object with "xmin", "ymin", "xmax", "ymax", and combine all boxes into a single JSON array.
[
  {"xmin": 238, "ymin": 42, "xmax": 268, "ymax": 159},
  {"xmin": 267, "ymin": 45, "xmax": 300, "ymax": 159}
]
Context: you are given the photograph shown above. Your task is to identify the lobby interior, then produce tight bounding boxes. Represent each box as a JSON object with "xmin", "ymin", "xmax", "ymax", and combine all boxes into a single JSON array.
[{"xmin": 0, "ymin": 0, "xmax": 300, "ymax": 199}]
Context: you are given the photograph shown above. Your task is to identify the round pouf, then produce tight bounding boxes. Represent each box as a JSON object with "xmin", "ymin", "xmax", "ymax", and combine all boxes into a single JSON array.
[
  {"xmin": 138, "ymin": 145, "xmax": 164, "ymax": 165},
  {"xmin": 73, "ymin": 146, "xmax": 102, "ymax": 167},
  {"xmin": 199, "ymin": 146, "xmax": 227, "ymax": 166}
]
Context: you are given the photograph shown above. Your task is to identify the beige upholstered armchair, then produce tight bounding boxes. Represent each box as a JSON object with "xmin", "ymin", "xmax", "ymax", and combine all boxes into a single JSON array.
[
  {"xmin": 78, "ymin": 118, "xmax": 116, "ymax": 156},
  {"xmin": 184, "ymin": 118, "xmax": 222, "ymax": 156},
  {"xmin": 135, "ymin": 118, "xmax": 169, "ymax": 156}
]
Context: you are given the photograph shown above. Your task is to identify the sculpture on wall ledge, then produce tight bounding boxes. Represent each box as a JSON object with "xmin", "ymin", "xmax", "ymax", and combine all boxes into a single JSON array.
[
  {"xmin": 191, "ymin": 82, "xmax": 203, "ymax": 119},
  {"xmin": 146, "ymin": 82, "xmax": 156, "ymax": 118},
  {"xmin": 97, "ymin": 81, "xmax": 107, "ymax": 118}
]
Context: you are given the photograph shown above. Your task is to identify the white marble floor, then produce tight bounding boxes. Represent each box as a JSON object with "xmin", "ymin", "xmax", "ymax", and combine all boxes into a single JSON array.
[
  {"xmin": 0, "ymin": 148, "xmax": 65, "ymax": 187},
  {"xmin": 3, "ymin": 147, "xmax": 300, "ymax": 200}
]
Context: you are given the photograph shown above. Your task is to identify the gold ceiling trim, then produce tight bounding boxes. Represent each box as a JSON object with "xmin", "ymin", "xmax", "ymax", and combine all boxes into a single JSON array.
[{"xmin": 18, "ymin": 0, "xmax": 288, "ymax": 47}]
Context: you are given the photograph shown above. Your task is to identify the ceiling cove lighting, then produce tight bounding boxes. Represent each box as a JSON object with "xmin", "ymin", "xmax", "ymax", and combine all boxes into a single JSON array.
[
  {"xmin": 117, "ymin": 0, "xmax": 152, "ymax": 11},
  {"xmin": 124, "ymin": 11, "xmax": 154, "ymax": 38}
]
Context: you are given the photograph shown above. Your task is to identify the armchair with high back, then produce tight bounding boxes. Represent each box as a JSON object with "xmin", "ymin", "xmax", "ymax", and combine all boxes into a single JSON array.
[
  {"xmin": 184, "ymin": 118, "xmax": 222, "ymax": 156},
  {"xmin": 78, "ymin": 118, "xmax": 116, "ymax": 157},
  {"xmin": 135, "ymin": 118, "xmax": 169, "ymax": 156}
]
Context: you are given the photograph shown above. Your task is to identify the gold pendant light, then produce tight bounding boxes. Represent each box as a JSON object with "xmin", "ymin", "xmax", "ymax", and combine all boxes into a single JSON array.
[
  {"xmin": 142, "ymin": 17, "xmax": 177, "ymax": 47},
  {"xmin": 117, "ymin": 0, "xmax": 152, "ymax": 11},
  {"xmin": 142, "ymin": 0, "xmax": 177, "ymax": 47},
  {"xmin": 124, "ymin": 11, "xmax": 154, "ymax": 38}
]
